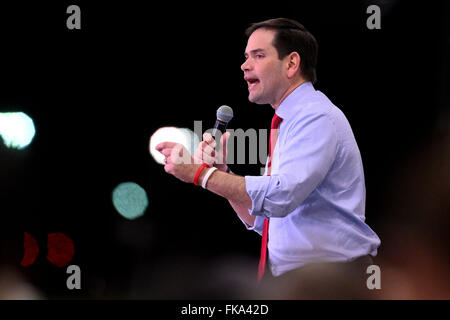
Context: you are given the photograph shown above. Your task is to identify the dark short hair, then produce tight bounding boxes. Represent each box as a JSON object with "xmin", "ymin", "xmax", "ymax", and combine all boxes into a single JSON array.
[{"xmin": 245, "ymin": 18, "xmax": 318, "ymax": 84}]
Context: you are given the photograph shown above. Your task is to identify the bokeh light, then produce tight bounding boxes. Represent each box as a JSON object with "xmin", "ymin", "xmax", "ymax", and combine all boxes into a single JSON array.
[
  {"xmin": 112, "ymin": 182, "xmax": 149, "ymax": 220},
  {"xmin": 149, "ymin": 127, "xmax": 199, "ymax": 165},
  {"xmin": 0, "ymin": 112, "xmax": 36, "ymax": 149}
]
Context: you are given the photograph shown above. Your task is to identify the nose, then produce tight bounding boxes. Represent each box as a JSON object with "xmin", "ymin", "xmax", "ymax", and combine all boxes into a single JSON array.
[{"xmin": 241, "ymin": 58, "xmax": 251, "ymax": 72}]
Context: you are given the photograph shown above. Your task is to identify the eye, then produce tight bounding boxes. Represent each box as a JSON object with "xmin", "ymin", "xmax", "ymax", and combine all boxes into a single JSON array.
[{"xmin": 256, "ymin": 54, "xmax": 264, "ymax": 59}]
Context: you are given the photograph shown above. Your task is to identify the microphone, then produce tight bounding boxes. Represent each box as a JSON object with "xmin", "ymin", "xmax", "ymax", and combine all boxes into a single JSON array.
[{"xmin": 211, "ymin": 105, "xmax": 233, "ymax": 138}]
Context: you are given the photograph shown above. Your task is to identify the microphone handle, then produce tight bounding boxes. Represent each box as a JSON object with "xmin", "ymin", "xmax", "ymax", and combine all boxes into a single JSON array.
[{"xmin": 212, "ymin": 120, "xmax": 228, "ymax": 139}]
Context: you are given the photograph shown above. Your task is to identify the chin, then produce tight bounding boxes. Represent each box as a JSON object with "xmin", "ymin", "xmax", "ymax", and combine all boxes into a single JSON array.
[
  {"xmin": 249, "ymin": 93, "xmax": 262, "ymax": 104},
  {"xmin": 249, "ymin": 96, "xmax": 267, "ymax": 105}
]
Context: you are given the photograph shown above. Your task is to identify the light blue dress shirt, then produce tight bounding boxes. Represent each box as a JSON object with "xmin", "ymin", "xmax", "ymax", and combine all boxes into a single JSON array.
[{"xmin": 244, "ymin": 82, "xmax": 381, "ymax": 276}]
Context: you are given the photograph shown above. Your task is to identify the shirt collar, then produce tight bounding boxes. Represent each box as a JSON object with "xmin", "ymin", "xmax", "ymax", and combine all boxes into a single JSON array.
[{"xmin": 275, "ymin": 81, "xmax": 315, "ymax": 120}]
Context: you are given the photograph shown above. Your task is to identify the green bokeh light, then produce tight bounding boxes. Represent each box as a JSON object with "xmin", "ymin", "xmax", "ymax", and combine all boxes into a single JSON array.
[
  {"xmin": 112, "ymin": 182, "xmax": 149, "ymax": 220},
  {"xmin": 0, "ymin": 112, "xmax": 36, "ymax": 149}
]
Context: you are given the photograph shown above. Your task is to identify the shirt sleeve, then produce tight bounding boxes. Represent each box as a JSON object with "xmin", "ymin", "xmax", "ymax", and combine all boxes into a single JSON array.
[
  {"xmin": 236, "ymin": 156, "xmax": 268, "ymax": 235},
  {"xmin": 236, "ymin": 213, "xmax": 265, "ymax": 235},
  {"xmin": 245, "ymin": 112, "xmax": 338, "ymax": 218}
]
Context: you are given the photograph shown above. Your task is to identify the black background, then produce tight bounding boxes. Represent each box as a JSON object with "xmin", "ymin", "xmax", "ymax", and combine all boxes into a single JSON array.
[{"xmin": 0, "ymin": 1, "xmax": 448, "ymax": 299}]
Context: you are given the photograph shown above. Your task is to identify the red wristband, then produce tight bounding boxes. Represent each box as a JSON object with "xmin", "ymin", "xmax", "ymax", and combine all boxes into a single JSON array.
[{"xmin": 193, "ymin": 163, "xmax": 211, "ymax": 186}]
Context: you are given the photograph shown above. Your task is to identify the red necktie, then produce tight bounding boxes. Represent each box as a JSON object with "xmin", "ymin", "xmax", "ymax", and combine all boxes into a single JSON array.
[{"xmin": 258, "ymin": 113, "xmax": 282, "ymax": 282}]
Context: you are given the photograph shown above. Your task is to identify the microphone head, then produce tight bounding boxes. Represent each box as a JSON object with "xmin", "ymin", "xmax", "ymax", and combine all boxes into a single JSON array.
[{"xmin": 216, "ymin": 105, "xmax": 233, "ymax": 123}]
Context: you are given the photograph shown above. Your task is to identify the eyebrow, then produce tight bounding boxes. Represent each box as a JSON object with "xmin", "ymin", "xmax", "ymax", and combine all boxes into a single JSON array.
[{"xmin": 244, "ymin": 48, "xmax": 265, "ymax": 57}]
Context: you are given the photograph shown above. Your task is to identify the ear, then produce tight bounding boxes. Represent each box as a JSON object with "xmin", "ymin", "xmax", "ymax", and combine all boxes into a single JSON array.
[{"xmin": 286, "ymin": 52, "xmax": 301, "ymax": 79}]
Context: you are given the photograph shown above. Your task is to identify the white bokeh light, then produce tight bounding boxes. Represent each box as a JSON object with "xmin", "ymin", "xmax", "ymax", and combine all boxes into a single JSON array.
[
  {"xmin": 0, "ymin": 112, "xmax": 36, "ymax": 149},
  {"xmin": 149, "ymin": 127, "xmax": 200, "ymax": 165}
]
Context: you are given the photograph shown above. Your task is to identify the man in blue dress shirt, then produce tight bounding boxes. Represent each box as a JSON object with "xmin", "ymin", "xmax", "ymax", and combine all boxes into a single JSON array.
[{"xmin": 157, "ymin": 18, "xmax": 380, "ymax": 281}]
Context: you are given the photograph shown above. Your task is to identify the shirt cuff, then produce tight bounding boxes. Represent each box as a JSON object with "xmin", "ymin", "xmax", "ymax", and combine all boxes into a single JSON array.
[
  {"xmin": 236, "ymin": 212, "xmax": 264, "ymax": 236},
  {"xmin": 245, "ymin": 175, "xmax": 272, "ymax": 218}
]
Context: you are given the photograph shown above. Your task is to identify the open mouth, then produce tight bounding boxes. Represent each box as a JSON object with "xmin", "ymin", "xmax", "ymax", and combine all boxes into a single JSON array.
[{"xmin": 246, "ymin": 77, "xmax": 260, "ymax": 90}]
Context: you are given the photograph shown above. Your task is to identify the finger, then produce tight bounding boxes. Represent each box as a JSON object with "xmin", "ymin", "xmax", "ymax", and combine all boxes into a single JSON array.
[
  {"xmin": 203, "ymin": 133, "xmax": 217, "ymax": 148},
  {"xmin": 200, "ymin": 140, "xmax": 210, "ymax": 151},
  {"xmin": 203, "ymin": 144, "xmax": 216, "ymax": 157},
  {"xmin": 156, "ymin": 141, "xmax": 178, "ymax": 152},
  {"xmin": 159, "ymin": 148, "xmax": 173, "ymax": 157},
  {"xmin": 200, "ymin": 141, "xmax": 217, "ymax": 155},
  {"xmin": 203, "ymin": 132, "xmax": 214, "ymax": 144}
]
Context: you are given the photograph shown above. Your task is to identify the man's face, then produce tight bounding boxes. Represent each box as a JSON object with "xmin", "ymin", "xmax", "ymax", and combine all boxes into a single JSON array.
[{"xmin": 241, "ymin": 28, "xmax": 287, "ymax": 105}]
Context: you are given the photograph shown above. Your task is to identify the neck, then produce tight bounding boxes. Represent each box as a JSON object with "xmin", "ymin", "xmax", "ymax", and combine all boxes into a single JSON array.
[{"xmin": 271, "ymin": 78, "xmax": 307, "ymax": 110}]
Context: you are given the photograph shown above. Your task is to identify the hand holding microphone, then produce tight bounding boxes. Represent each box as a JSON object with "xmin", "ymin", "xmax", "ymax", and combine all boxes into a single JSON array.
[
  {"xmin": 194, "ymin": 131, "xmax": 231, "ymax": 172},
  {"xmin": 194, "ymin": 105, "xmax": 233, "ymax": 172}
]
